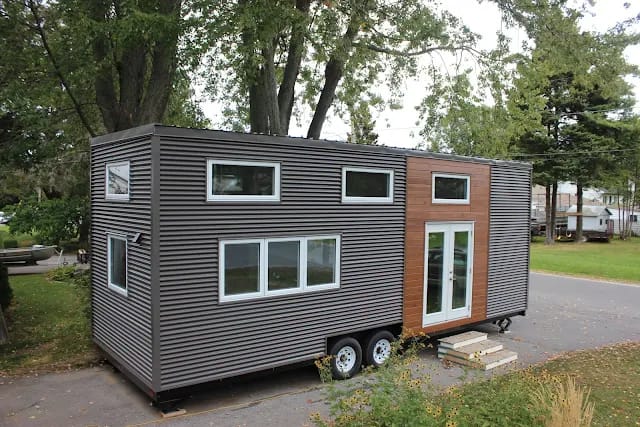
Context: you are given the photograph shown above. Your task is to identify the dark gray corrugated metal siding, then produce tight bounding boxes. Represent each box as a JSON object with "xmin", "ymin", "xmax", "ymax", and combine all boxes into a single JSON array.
[
  {"xmin": 156, "ymin": 135, "xmax": 406, "ymax": 390},
  {"xmin": 487, "ymin": 163, "xmax": 531, "ymax": 317},
  {"xmin": 90, "ymin": 137, "xmax": 154, "ymax": 386}
]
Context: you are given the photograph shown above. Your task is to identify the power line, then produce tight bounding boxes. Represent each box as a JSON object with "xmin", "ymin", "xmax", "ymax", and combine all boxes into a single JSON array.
[{"xmin": 512, "ymin": 147, "xmax": 640, "ymax": 158}]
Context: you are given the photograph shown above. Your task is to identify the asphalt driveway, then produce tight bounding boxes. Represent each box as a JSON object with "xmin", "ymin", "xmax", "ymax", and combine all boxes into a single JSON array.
[{"xmin": 1, "ymin": 272, "xmax": 639, "ymax": 426}]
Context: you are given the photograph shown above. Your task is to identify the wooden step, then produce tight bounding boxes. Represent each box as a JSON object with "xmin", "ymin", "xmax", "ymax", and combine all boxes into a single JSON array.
[
  {"xmin": 441, "ymin": 349, "xmax": 518, "ymax": 370},
  {"xmin": 437, "ymin": 339, "xmax": 503, "ymax": 360},
  {"xmin": 438, "ymin": 331, "xmax": 487, "ymax": 349}
]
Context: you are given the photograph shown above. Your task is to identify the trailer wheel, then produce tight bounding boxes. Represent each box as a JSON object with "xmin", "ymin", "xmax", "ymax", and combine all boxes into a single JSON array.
[
  {"xmin": 364, "ymin": 330, "xmax": 394, "ymax": 367},
  {"xmin": 329, "ymin": 337, "xmax": 362, "ymax": 379}
]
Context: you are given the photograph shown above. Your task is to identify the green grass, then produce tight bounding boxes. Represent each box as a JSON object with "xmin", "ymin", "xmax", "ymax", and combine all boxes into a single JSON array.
[
  {"xmin": 440, "ymin": 342, "xmax": 640, "ymax": 426},
  {"xmin": 0, "ymin": 273, "xmax": 98, "ymax": 375},
  {"xmin": 530, "ymin": 237, "xmax": 640, "ymax": 283},
  {"xmin": 541, "ymin": 342, "xmax": 640, "ymax": 426}
]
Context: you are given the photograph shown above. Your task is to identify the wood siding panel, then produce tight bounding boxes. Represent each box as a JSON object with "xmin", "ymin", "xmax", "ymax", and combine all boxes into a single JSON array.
[{"xmin": 403, "ymin": 157, "xmax": 490, "ymax": 334}]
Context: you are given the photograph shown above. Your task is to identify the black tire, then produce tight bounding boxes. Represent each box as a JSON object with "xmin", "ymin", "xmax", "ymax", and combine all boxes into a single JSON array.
[
  {"xmin": 329, "ymin": 337, "xmax": 362, "ymax": 379},
  {"xmin": 364, "ymin": 330, "xmax": 395, "ymax": 367}
]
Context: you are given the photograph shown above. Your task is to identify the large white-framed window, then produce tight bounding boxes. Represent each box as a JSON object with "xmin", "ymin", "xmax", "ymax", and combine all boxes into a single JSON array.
[
  {"xmin": 207, "ymin": 159, "xmax": 280, "ymax": 202},
  {"xmin": 342, "ymin": 167, "xmax": 394, "ymax": 203},
  {"xmin": 107, "ymin": 234, "xmax": 128, "ymax": 296},
  {"xmin": 105, "ymin": 161, "xmax": 130, "ymax": 200},
  {"xmin": 219, "ymin": 235, "xmax": 340, "ymax": 302},
  {"xmin": 432, "ymin": 173, "xmax": 470, "ymax": 204}
]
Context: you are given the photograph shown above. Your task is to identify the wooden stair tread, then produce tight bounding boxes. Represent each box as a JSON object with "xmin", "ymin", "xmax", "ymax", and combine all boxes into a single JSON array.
[
  {"xmin": 437, "ymin": 339, "xmax": 503, "ymax": 360},
  {"xmin": 438, "ymin": 331, "xmax": 487, "ymax": 349},
  {"xmin": 441, "ymin": 349, "xmax": 518, "ymax": 370}
]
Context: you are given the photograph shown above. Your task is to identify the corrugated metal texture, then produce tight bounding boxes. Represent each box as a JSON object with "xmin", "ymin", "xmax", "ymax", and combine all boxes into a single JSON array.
[
  {"xmin": 156, "ymin": 133, "xmax": 406, "ymax": 390},
  {"xmin": 90, "ymin": 137, "xmax": 153, "ymax": 386},
  {"xmin": 487, "ymin": 163, "xmax": 532, "ymax": 317}
]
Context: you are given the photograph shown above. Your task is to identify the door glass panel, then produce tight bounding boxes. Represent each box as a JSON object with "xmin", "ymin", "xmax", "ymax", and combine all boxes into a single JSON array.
[
  {"xmin": 452, "ymin": 231, "xmax": 469, "ymax": 309},
  {"xmin": 426, "ymin": 232, "xmax": 445, "ymax": 315}
]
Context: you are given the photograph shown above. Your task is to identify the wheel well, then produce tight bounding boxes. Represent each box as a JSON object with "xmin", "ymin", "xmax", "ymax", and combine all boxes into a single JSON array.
[{"xmin": 325, "ymin": 324, "xmax": 402, "ymax": 353}]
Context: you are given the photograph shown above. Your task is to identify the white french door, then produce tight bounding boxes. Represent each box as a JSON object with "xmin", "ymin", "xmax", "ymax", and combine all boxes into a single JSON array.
[{"xmin": 423, "ymin": 222, "xmax": 474, "ymax": 326}]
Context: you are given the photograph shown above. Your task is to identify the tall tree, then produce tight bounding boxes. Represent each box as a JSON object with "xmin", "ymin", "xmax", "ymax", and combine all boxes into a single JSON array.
[
  {"xmin": 506, "ymin": 2, "xmax": 639, "ymax": 242},
  {"xmin": 204, "ymin": 0, "xmax": 480, "ymax": 139}
]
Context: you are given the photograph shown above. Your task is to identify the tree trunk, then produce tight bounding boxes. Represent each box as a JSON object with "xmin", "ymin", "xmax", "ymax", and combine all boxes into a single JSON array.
[
  {"xmin": 307, "ymin": 57, "xmax": 345, "ymax": 139},
  {"xmin": 277, "ymin": 0, "xmax": 310, "ymax": 134},
  {"xmin": 551, "ymin": 181, "xmax": 558, "ymax": 241},
  {"xmin": 307, "ymin": 12, "xmax": 360, "ymax": 139},
  {"xmin": 545, "ymin": 183, "xmax": 553, "ymax": 244},
  {"xmin": 575, "ymin": 182, "xmax": 584, "ymax": 242},
  {"xmin": 0, "ymin": 304, "xmax": 7, "ymax": 344},
  {"xmin": 262, "ymin": 44, "xmax": 282, "ymax": 135},
  {"xmin": 90, "ymin": 0, "xmax": 182, "ymax": 132}
]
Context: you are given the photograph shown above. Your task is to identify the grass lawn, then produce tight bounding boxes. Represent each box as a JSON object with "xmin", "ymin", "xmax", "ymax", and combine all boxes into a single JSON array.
[
  {"xmin": 530, "ymin": 236, "xmax": 640, "ymax": 283},
  {"xmin": 0, "ymin": 273, "xmax": 99, "ymax": 375},
  {"xmin": 440, "ymin": 342, "xmax": 640, "ymax": 426}
]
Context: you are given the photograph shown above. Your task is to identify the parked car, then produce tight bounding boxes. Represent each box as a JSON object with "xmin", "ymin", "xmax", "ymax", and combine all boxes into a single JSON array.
[{"xmin": 0, "ymin": 212, "xmax": 14, "ymax": 224}]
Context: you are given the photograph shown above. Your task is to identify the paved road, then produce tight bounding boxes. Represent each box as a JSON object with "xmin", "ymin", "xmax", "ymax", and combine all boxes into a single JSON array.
[
  {"xmin": 1, "ymin": 273, "xmax": 639, "ymax": 426},
  {"xmin": 7, "ymin": 255, "xmax": 87, "ymax": 275}
]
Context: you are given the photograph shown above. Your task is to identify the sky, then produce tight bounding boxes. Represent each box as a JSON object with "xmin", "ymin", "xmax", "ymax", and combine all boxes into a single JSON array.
[{"xmin": 201, "ymin": 0, "xmax": 640, "ymax": 149}]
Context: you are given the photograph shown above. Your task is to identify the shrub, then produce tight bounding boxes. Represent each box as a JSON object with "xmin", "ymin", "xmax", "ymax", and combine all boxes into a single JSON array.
[
  {"xmin": 71, "ymin": 269, "xmax": 91, "ymax": 321},
  {"xmin": 3, "ymin": 239, "xmax": 18, "ymax": 249},
  {"xmin": 46, "ymin": 265, "xmax": 77, "ymax": 282},
  {"xmin": 0, "ymin": 262, "xmax": 12, "ymax": 310},
  {"xmin": 534, "ymin": 376, "xmax": 594, "ymax": 427},
  {"xmin": 313, "ymin": 332, "xmax": 451, "ymax": 427}
]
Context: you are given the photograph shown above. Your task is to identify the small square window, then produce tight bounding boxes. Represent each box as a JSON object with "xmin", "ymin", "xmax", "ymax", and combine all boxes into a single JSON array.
[
  {"xmin": 105, "ymin": 161, "xmax": 130, "ymax": 200},
  {"xmin": 107, "ymin": 235, "xmax": 127, "ymax": 295},
  {"xmin": 342, "ymin": 167, "xmax": 393, "ymax": 203},
  {"xmin": 207, "ymin": 160, "xmax": 280, "ymax": 201},
  {"xmin": 432, "ymin": 173, "xmax": 470, "ymax": 204}
]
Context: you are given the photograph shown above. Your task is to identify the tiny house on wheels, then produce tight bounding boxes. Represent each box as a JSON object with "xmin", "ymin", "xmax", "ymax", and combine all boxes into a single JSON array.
[{"xmin": 90, "ymin": 124, "xmax": 531, "ymax": 404}]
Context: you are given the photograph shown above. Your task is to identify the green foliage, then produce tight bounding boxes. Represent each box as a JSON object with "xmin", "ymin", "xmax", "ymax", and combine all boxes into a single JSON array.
[
  {"xmin": 0, "ymin": 262, "xmax": 12, "ymax": 310},
  {"xmin": 205, "ymin": 0, "xmax": 481, "ymax": 136},
  {"xmin": 8, "ymin": 196, "xmax": 88, "ymax": 246},
  {"xmin": 2, "ymin": 239, "xmax": 18, "ymax": 249},
  {"xmin": 313, "ymin": 335, "xmax": 581, "ymax": 426},
  {"xmin": 46, "ymin": 266, "xmax": 77, "ymax": 282},
  {"xmin": 313, "ymin": 336, "xmax": 449, "ymax": 426}
]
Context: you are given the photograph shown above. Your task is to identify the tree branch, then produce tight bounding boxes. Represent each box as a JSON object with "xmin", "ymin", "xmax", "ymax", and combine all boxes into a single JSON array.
[
  {"xmin": 28, "ymin": 0, "xmax": 96, "ymax": 137},
  {"xmin": 353, "ymin": 42, "xmax": 482, "ymax": 57}
]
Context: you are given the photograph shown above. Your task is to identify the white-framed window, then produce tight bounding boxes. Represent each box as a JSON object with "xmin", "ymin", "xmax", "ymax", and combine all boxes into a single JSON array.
[
  {"xmin": 631, "ymin": 214, "xmax": 638, "ymax": 223},
  {"xmin": 107, "ymin": 234, "xmax": 128, "ymax": 296},
  {"xmin": 341, "ymin": 167, "xmax": 394, "ymax": 203},
  {"xmin": 219, "ymin": 235, "xmax": 340, "ymax": 302},
  {"xmin": 207, "ymin": 159, "xmax": 280, "ymax": 202},
  {"xmin": 105, "ymin": 161, "xmax": 130, "ymax": 200},
  {"xmin": 432, "ymin": 173, "xmax": 470, "ymax": 204}
]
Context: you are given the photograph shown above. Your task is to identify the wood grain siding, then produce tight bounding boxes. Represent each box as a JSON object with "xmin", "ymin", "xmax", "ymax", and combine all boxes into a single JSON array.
[{"xmin": 404, "ymin": 157, "xmax": 490, "ymax": 334}]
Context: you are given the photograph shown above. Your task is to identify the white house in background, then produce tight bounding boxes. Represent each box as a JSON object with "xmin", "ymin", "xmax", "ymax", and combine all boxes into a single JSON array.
[
  {"xmin": 607, "ymin": 208, "xmax": 640, "ymax": 236},
  {"xmin": 566, "ymin": 205, "xmax": 613, "ymax": 241}
]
